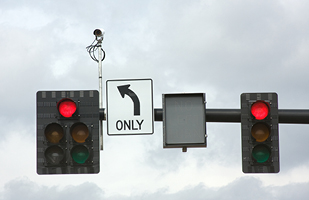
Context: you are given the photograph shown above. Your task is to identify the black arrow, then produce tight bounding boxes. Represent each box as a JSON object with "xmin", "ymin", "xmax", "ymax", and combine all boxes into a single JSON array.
[{"xmin": 117, "ymin": 84, "xmax": 140, "ymax": 116}]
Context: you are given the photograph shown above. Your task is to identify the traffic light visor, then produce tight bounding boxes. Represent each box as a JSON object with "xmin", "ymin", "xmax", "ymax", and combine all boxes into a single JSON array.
[
  {"xmin": 251, "ymin": 101, "xmax": 269, "ymax": 120},
  {"xmin": 57, "ymin": 98, "xmax": 77, "ymax": 118}
]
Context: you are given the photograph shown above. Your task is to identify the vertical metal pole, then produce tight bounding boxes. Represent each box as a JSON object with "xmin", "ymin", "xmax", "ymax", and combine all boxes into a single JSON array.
[{"xmin": 97, "ymin": 40, "xmax": 103, "ymax": 150}]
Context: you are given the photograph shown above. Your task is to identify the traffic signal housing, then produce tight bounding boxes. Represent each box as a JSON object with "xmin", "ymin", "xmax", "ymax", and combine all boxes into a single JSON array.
[
  {"xmin": 36, "ymin": 90, "xmax": 100, "ymax": 174},
  {"xmin": 162, "ymin": 93, "xmax": 207, "ymax": 151},
  {"xmin": 240, "ymin": 93, "xmax": 279, "ymax": 173}
]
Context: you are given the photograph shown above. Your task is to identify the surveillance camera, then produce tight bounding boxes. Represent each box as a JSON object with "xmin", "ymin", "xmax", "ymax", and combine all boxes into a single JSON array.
[{"xmin": 93, "ymin": 29, "xmax": 105, "ymax": 37}]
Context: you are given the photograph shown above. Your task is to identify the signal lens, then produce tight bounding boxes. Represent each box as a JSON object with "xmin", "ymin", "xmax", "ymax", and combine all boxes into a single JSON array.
[
  {"xmin": 45, "ymin": 145, "xmax": 65, "ymax": 165},
  {"xmin": 71, "ymin": 145, "xmax": 89, "ymax": 164},
  {"xmin": 45, "ymin": 123, "xmax": 64, "ymax": 143},
  {"xmin": 252, "ymin": 144, "xmax": 270, "ymax": 163},
  {"xmin": 251, "ymin": 101, "xmax": 269, "ymax": 120},
  {"xmin": 251, "ymin": 123, "xmax": 270, "ymax": 142},
  {"xmin": 58, "ymin": 98, "xmax": 76, "ymax": 118},
  {"xmin": 71, "ymin": 123, "xmax": 89, "ymax": 143}
]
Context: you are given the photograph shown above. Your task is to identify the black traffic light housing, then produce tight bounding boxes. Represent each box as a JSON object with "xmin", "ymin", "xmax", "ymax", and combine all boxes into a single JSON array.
[
  {"xmin": 36, "ymin": 90, "xmax": 100, "ymax": 174},
  {"xmin": 241, "ymin": 93, "xmax": 279, "ymax": 173}
]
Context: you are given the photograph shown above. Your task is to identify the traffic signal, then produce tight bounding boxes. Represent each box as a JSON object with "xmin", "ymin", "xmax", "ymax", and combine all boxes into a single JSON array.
[
  {"xmin": 36, "ymin": 90, "xmax": 100, "ymax": 174},
  {"xmin": 240, "ymin": 93, "xmax": 279, "ymax": 173},
  {"xmin": 162, "ymin": 93, "xmax": 207, "ymax": 151}
]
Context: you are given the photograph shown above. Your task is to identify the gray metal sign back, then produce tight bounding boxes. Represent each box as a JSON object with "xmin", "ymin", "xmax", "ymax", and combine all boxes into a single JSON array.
[{"xmin": 163, "ymin": 93, "xmax": 207, "ymax": 150}]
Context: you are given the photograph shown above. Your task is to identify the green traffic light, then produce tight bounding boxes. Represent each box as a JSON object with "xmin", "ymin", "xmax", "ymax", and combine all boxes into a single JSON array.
[
  {"xmin": 71, "ymin": 145, "xmax": 89, "ymax": 164},
  {"xmin": 252, "ymin": 144, "xmax": 270, "ymax": 163}
]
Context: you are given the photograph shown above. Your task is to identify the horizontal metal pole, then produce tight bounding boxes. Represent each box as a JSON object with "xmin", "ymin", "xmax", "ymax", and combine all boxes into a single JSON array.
[
  {"xmin": 205, "ymin": 109, "xmax": 241, "ymax": 123},
  {"xmin": 155, "ymin": 109, "xmax": 309, "ymax": 124},
  {"xmin": 278, "ymin": 109, "xmax": 309, "ymax": 124},
  {"xmin": 154, "ymin": 108, "xmax": 241, "ymax": 122},
  {"xmin": 100, "ymin": 108, "xmax": 309, "ymax": 124},
  {"xmin": 154, "ymin": 108, "xmax": 163, "ymax": 121}
]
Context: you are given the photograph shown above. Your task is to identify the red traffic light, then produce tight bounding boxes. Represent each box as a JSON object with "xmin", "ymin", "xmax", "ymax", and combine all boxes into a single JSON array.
[
  {"xmin": 251, "ymin": 101, "xmax": 269, "ymax": 120},
  {"xmin": 57, "ymin": 98, "xmax": 77, "ymax": 118}
]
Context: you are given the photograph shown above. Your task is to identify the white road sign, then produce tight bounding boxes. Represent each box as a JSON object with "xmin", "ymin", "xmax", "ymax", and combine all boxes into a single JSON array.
[{"xmin": 106, "ymin": 79, "xmax": 154, "ymax": 135}]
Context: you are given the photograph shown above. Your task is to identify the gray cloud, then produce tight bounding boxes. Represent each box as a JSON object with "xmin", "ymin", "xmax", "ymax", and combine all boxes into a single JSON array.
[
  {"xmin": 2, "ymin": 177, "xmax": 308, "ymax": 200},
  {"xmin": 1, "ymin": 177, "xmax": 104, "ymax": 200}
]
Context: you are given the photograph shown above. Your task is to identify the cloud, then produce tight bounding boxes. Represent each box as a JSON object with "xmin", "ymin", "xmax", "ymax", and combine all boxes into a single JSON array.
[
  {"xmin": 1, "ymin": 177, "xmax": 104, "ymax": 200},
  {"xmin": 2, "ymin": 176, "xmax": 308, "ymax": 200}
]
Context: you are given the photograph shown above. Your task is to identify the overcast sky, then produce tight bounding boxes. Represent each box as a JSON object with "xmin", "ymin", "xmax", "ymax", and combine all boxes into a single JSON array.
[{"xmin": 0, "ymin": 0, "xmax": 309, "ymax": 199}]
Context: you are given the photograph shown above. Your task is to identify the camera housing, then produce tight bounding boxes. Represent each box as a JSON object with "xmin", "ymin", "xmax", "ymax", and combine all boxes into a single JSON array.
[{"xmin": 93, "ymin": 29, "xmax": 105, "ymax": 37}]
